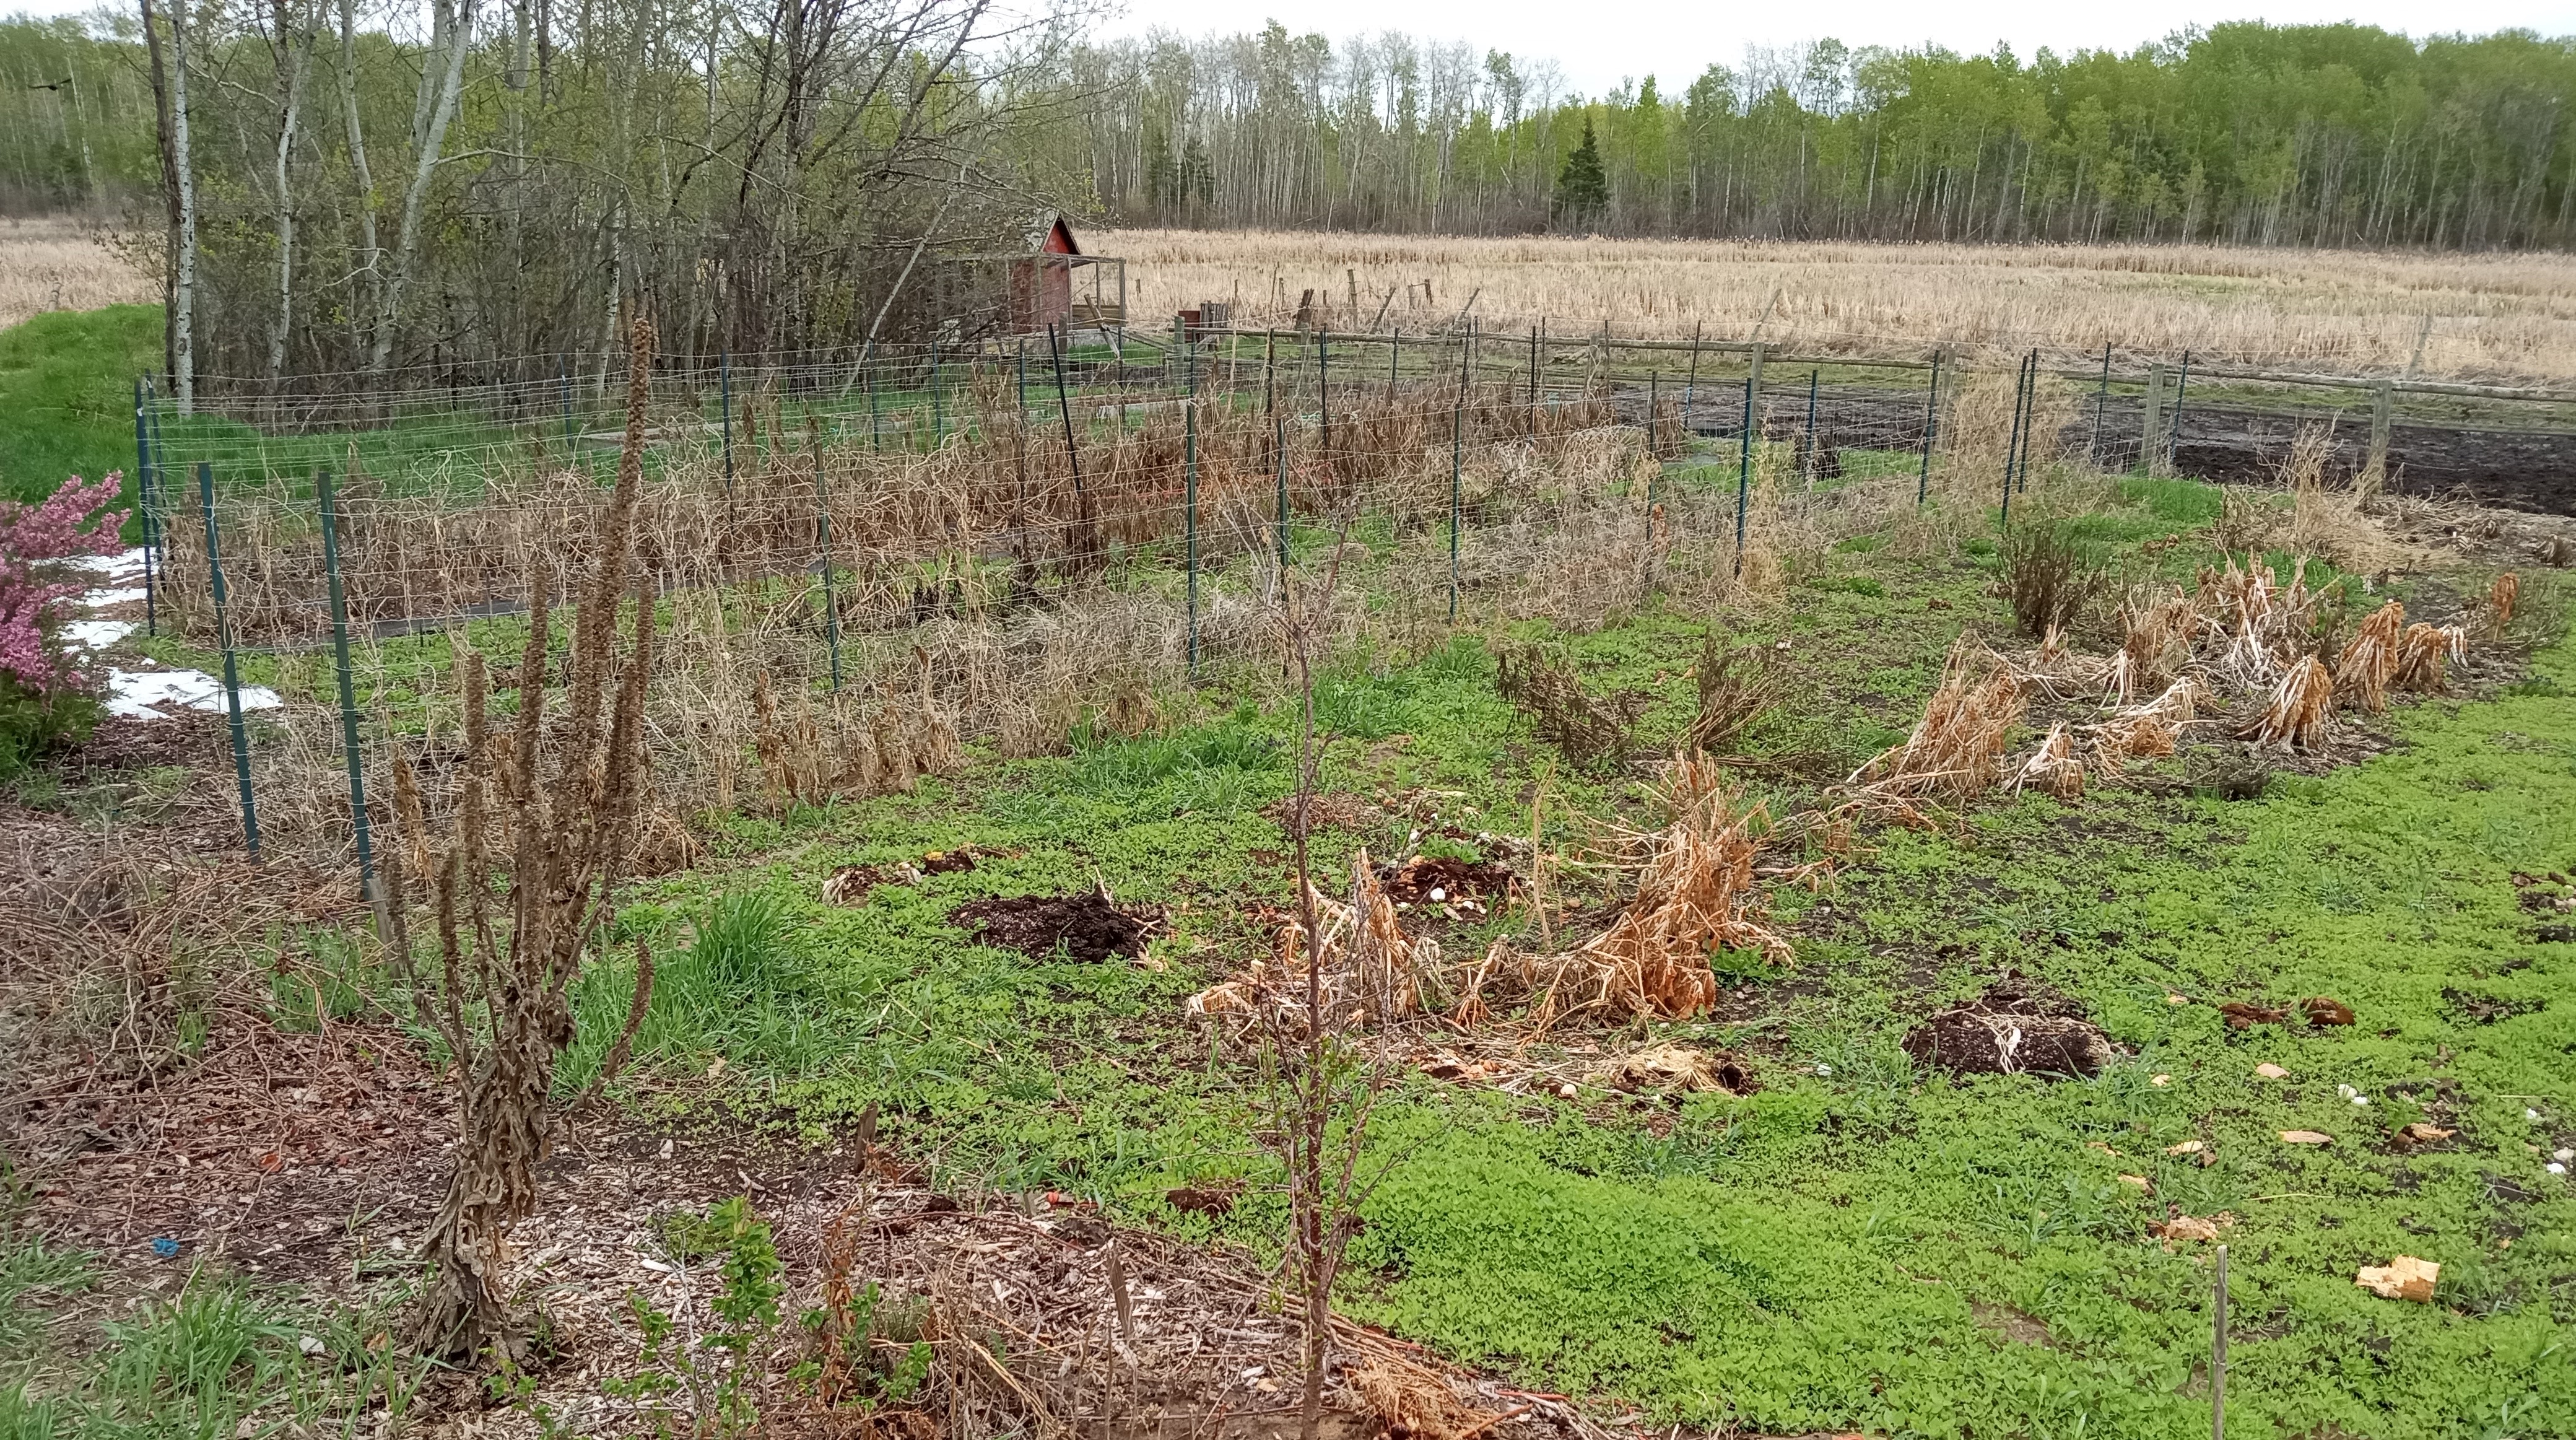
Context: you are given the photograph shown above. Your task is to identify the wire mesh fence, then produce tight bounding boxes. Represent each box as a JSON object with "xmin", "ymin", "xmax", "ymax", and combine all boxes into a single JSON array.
[{"xmin": 115, "ymin": 319, "xmax": 2576, "ymax": 883}]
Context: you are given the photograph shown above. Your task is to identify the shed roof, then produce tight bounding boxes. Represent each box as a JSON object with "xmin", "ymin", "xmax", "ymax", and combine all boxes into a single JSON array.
[{"xmin": 1025, "ymin": 214, "xmax": 1083, "ymax": 256}]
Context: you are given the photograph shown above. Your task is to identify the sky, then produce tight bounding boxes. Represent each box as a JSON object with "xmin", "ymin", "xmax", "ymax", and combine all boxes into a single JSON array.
[
  {"xmin": 9, "ymin": 0, "xmax": 2572, "ymax": 95},
  {"xmin": 1092, "ymin": 0, "xmax": 2576, "ymax": 94}
]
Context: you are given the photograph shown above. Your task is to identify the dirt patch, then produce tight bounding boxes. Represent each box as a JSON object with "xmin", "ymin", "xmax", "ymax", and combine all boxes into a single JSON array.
[
  {"xmin": 824, "ymin": 847, "xmax": 1022, "ymax": 905},
  {"xmin": 1903, "ymin": 979, "xmax": 2121, "ymax": 1080},
  {"xmin": 953, "ymin": 889, "xmax": 1165, "ymax": 963},
  {"xmin": 1377, "ymin": 853, "xmax": 1517, "ymax": 906}
]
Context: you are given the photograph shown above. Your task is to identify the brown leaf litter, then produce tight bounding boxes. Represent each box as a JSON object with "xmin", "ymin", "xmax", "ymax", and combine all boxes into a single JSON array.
[{"xmin": 1599, "ymin": 1042, "xmax": 1755, "ymax": 1096}]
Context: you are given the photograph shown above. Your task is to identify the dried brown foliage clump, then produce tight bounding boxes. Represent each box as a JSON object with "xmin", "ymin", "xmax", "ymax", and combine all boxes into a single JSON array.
[
  {"xmin": 1847, "ymin": 640, "xmax": 2029, "ymax": 816},
  {"xmin": 1458, "ymin": 755, "xmax": 1790, "ymax": 1031},
  {"xmin": 2107, "ymin": 587, "xmax": 2201, "ymax": 703},
  {"xmin": 2393, "ymin": 621, "xmax": 2463, "ymax": 694},
  {"xmin": 750, "ymin": 666, "xmax": 964, "ymax": 813},
  {"xmin": 1190, "ymin": 851, "xmax": 1441, "ymax": 1029},
  {"xmin": 2085, "ymin": 678, "xmax": 2201, "ymax": 776},
  {"xmin": 2243, "ymin": 655, "xmax": 2336, "ymax": 751},
  {"xmin": 1492, "ymin": 642, "xmax": 1644, "ymax": 774},
  {"xmin": 2334, "ymin": 599, "xmax": 2408, "ymax": 712},
  {"xmin": 388, "ymin": 316, "xmax": 664, "ymax": 1362},
  {"xmin": 2282, "ymin": 422, "xmax": 2395, "ymax": 573},
  {"xmin": 2483, "ymin": 572, "xmax": 2520, "ymax": 636},
  {"xmin": 2009, "ymin": 723, "xmax": 2085, "ymax": 800},
  {"xmin": 2198, "ymin": 554, "xmax": 2331, "ymax": 688}
]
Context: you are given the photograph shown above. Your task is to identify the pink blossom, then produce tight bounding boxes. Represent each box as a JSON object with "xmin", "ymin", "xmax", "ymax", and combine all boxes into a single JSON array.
[{"xmin": 0, "ymin": 472, "xmax": 131, "ymax": 694}]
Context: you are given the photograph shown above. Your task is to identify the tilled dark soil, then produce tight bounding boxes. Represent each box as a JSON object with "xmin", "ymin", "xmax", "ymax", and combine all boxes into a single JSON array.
[{"xmin": 1642, "ymin": 383, "xmax": 2576, "ymax": 514}]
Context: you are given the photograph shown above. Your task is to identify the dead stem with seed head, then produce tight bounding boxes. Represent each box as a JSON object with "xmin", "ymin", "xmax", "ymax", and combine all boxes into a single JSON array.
[{"xmin": 388, "ymin": 315, "xmax": 663, "ymax": 1363}]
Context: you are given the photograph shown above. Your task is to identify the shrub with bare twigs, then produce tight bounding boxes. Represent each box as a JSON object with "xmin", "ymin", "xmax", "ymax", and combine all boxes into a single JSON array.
[
  {"xmin": 1996, "ymin": 522, "xmax": 2105, "ymax": 639},
  {"xmin": 1492, "ymin": 642, "xmax": 1645, "ymax": 774},
  {"xmin": 1684, "ymin": 634, "xmax": 1781, "ymax": 755}
]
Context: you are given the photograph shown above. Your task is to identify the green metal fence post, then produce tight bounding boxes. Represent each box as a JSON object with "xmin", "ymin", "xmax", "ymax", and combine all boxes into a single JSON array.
[
  {"xmin": 1734, "ymin": 377, "xmax": 1754, "ymax": 577},
  {"xmin": 1450, "ymin": 391, "xmax": 1463, "ymax": 622},
  {"xmin": 559, "ymin": 354, "xmax": 574, "ymax": 450},
  {"xmin": 134, "ymin": 376, "xmax": 158, "ymax": 636},
  {"xmin": 929, "ymin": 339, "xmax": 945, "ymax": 448},
  {"xmin": 1918, "ymin": 353, "xmax": 1942, "ymax": 505},
  {"xmin": 1274, "ymin": 414, "xmax": 1290, "ymax": 570},
  {"xmin": 1527, "ymin": 324, "xmax": 1539, "ymax": 437},
  {"xmin": 720, "ymin": 351, "xmax": 735, "ymax": 491},
  {"xmin": 1185, "ymin": 339, "xmax": 1199, "ymax": 673},
  {"xmin": 1684, "ymin": 321, "xmax": 1702, "ymax": 435},
  {"xmin": 2001, "ymin": 353, "xmax": 2027, "ymax": 523},
  {"xmin": 1802, "ymin": 369, "xmax": 1819, "ymax": 482},
  {"xmin": 1316, "ymin": 326, "xmax": 1330, "ymax": 472},
  {"xmin": 2089, "ymin": 343, "xmax": 2112, "ymax": 466},
  {"xmin": 197, "ymin": 461, "xmax": 259, "ymax": 858},
  {"xmin": 817, "ymin": 468, "xmax": 842, "ymax": 692},
  {"xmin": 315, "ymin": 465, "xmax": 376, "ymax": 906},
  {"xmin": 867, "ymin": 362, "xmax": 882, "ymax": 452},
  {"xmin": 144, "ymin": 380, "xmax": 167, "ymax": 633},
  {"xmin": 2169, "ymin": 348, "xmax": 2193, "ymax": 474}
]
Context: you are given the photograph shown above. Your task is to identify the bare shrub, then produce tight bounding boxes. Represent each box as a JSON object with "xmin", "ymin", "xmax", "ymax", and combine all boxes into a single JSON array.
[
  {"xmin": 1684, "ymin": 634, "xmax": 1781, "ymax": 754},
  {"xmin": 2211, "ymin": 486, "xmax": 2278, "ymax": 553},
  {"xmin": 1492, "ymin": 642, "xmax": 1645, "ymax": 774},
  {"xmin": 1996, "ymin": 522, "xmax": 2105, "ymax": 639}
]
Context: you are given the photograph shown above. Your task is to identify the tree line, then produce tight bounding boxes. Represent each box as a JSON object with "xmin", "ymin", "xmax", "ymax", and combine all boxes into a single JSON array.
[
  {"xmin": 1, "ymin": 11, "xmax": 2569, "ymax": 402},
  {"xmin": 0, "ymin": 0, "xmax": 1086, "ymax": 407},
  {"xmin": 1072, "ymin": 22, "xmax": 2574, "ymax": 248}
]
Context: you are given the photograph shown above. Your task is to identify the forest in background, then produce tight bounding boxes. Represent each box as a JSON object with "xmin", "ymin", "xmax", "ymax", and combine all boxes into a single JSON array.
[
  {"xmin": 1071, "ymin": 23, "xmax": 2576, "ymax": 249},
  {"xmin": 0, "ymin": 7, "xmax": 2571, "ymax": 398}
]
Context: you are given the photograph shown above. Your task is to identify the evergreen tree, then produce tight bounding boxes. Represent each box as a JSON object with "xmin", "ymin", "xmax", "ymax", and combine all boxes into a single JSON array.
[{"xmin": 1554, "ymin": 116, "xmax": 1608, "ymax": 229}]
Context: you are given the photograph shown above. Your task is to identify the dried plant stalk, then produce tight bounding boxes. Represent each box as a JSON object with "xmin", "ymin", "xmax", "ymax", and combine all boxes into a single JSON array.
[
  {"xmin": 391, "ymin": 315, "xmax": 664, "ymax": 1361},
  {"xmin": 2335, "ymin": 599, "xmax": 2407, "ymax": 712},
  {"xmin": 2243, "ymin": 655, "xmax": 2335, "ymax": 751}
]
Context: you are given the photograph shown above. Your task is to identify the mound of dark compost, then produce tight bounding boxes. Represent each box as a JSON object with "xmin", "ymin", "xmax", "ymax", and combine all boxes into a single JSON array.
[
  {"xmin": 1904, "ymin": 977, "xmax": 2120, "ymax": 1079},
  {"xmin": 953, "ymin": 891, "xmax": 1160, "ymax": 964},
  {"xmin": 1377, "ymin": 853, "xmax": 1516, "ymax": 905}
]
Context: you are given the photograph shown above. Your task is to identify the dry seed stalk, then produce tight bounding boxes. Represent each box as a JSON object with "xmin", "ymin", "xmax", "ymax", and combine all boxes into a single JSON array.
[{"xmin": 394, "ymin": 316, "xmax": 664, "ymax": 1363}]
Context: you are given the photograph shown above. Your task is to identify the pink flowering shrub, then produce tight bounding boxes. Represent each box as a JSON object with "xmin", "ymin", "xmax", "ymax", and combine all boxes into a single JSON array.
[{"xmin": 0, "ymin": 471, "xmax": 129, "ymax": 772}]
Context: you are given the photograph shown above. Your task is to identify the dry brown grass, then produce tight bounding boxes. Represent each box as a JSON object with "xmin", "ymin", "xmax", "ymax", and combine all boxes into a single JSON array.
[
  {"xmin": 0, "ymin": 215, "xmax": 154, "ymax": 328},
  {"xmin": 1453, "ymin": 754, "xmax": 1790, "ymax": 1031},
  {"xmin": 2243, "ymin": 655, "xmax": 2336, "ymax": 751},
  {"xmin": 1101, "ymin": 229, "xmax": 2576, "ymax": 383},
  {"xmin": 1846, "ymin": 639, "xmax": 2029, "ymax": 815}
]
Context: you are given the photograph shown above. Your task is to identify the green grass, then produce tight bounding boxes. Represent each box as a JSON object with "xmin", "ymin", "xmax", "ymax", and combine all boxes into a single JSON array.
[
  {"xmin": 0, "ymin": 303, "xmax": 161, "ymax": 506},
  {"xmin": 547, "ymin": 494, "xmax": 2574, "ymax": 1436}
]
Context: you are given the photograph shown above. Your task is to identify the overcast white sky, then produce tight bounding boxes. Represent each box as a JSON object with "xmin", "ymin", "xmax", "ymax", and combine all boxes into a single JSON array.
[
  {"xmin": 10, "ymin": 0, "xmax": 2570, "ymax": 94},
  {"xmin": 1095, "ymin": 0, "xmax": 2575, "ymax": 94}
]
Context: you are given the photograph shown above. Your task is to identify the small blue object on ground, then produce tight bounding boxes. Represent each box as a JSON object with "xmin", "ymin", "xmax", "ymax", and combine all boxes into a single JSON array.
[{"xmin": 150, "ymin": 1236, "xmax": 180, "ymax": 1259}]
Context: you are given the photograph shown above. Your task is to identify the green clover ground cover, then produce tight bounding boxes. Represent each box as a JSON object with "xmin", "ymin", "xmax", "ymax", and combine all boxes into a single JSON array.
[{"xmin": 570, "ymin": 507, "xmax": 2571, "ymax": 1436}]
